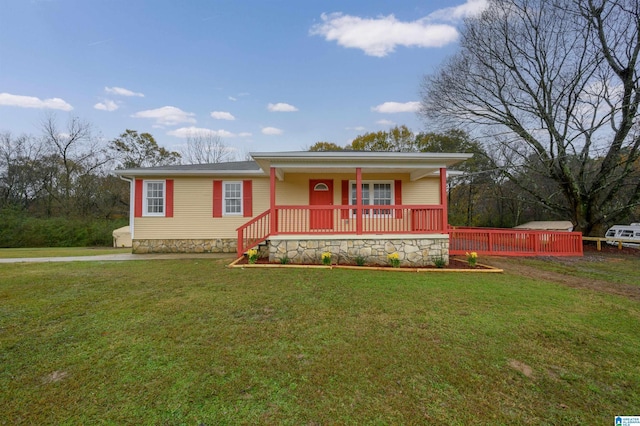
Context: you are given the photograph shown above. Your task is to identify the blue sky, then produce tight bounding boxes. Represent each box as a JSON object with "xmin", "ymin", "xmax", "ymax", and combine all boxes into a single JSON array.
[{"xmin": 0, "ymin": 0, "xmax": 486, "ymax": 156}]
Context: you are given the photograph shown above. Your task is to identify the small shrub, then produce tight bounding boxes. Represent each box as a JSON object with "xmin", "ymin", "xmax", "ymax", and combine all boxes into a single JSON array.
[
  {"xmin": 321, "ymin": 251, "xmax": 332, "ymax": 266},
  {"xmin": 280, "ymin": 255, "xmax": 290, "ymax": 265},
  {"xmin": 387, "ymin": 252, "xmax": 400, "ymax": 268},
  {"xmin": 432, "ymin": 255, "xmax": 446, "ymax": 268},
  {"xmin": 355, "ymin": 255, "xmax": 367, "ymax": 266}
]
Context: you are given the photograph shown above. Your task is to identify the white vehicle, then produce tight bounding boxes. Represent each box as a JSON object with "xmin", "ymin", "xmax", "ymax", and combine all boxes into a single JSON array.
[{"xmin": 604, "ymin": 223, "xmax": 640, "ymax": 247}]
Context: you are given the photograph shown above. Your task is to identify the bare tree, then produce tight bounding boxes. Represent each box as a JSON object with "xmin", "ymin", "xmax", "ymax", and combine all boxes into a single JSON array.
[
  {"xmin": 180, "ymin": 132, "xmax": 235, "ymax": 164},
  {"xmin": 421, "ymin": 0, "xmax": 640, "ymax": 235},
  {"xmin": 41, "ymin": 114, "xmax": 109, "ymax": 211}
]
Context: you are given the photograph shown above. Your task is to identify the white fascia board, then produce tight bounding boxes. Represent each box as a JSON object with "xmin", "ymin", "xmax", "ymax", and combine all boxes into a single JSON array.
[{"xmin": 113, "ymin": 169, "xmax": 266, "ymax": 178}]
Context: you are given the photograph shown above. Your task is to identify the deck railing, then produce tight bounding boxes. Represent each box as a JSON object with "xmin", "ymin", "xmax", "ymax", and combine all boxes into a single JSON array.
[
  {"xmin": 449, "ymin": 227, "xmax": 583, "ymax": 256},
  {"xmin": 237, "ymin": 210, "xmax": 584, "ymax": 258}
]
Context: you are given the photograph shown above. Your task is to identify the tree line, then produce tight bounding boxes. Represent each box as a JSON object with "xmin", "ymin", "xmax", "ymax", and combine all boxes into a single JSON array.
[{"xmin": 0, "ymin": 115, "xmax": 230, "ymax": 246}]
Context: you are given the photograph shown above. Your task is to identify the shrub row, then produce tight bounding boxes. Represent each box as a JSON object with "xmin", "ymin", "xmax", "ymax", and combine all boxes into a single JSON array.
[{"xmin": 0, "ymin": 209, "xmax": 127, "ymax": 248}]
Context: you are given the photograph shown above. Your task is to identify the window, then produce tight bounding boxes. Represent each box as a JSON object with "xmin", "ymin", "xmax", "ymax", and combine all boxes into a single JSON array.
[
  {"xmin": 224, "ymin": 181, "xmax": 242, "ymax": 215},
  {"xmin": 144, "ymin": 181, "xmax": 165, "ymax": 216},
  {"xmin": 350, "ymin": 181, "xmax": 393, "ymax": 215}
]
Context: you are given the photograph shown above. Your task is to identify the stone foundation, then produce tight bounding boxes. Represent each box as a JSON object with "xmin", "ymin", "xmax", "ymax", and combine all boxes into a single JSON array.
[
  {"xmin": 268, "ymin": 235, "xmax": 449, "ymax": 267},
  {"xmin": 132, "ymin": 239, "xmax": 237, "ymax": 254}
]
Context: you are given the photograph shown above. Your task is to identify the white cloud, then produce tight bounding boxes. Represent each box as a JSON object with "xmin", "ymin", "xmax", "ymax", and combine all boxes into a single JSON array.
[
  {"xmin": 210, "ymin": 111, "xmax": 236, "ymax": 120},
  {"xmin": 377, "ymin": 119, "xmax": 396, "ymax": 126},
  {"xmin": 262, "ymin": 127, "xmax": 283, "ymax": 135},
  {"xmin": 105, "ymin": 86, "xmax": 145, "ymax": 97},
  {"xmin": 346, "ymin": 126, "xmax": 366, "ymax": 131},
  {"xmin": 167, "ymin": 126, "xmax": 252, "ymax": 139},
  {"xmin": 310, "ymin": 12, "xmax": 458, "ymax": 57},
  {"xmin": 238, "ymin": 132, "xmax": 253, "ymax": 137},
  {"xmin": 94, "ymin": 99, "xmax": 118, "ymax": 111},
  {"xmin": 372, "ymin": 101, "xmax": 421, "ymax": 113},
  {"xmin": 131, "ymin": 106, "xmax": 196, "ymax": 126},
  {"xmin": 0, "ymin": 92, "xmax": 73, "ymax": 111},
  {"xmin": 228, "ymin": 96, "xmax": 237, "ymax": 101},
  {"xmin": 428, "ymin": 0, "xmax": 488, "ymax": 21},
  {"xmin": 267, "ymin": 102, "xmax": 299, "ymax": 112}
]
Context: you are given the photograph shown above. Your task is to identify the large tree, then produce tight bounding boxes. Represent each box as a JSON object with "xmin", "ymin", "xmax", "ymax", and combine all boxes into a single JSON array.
[
  {"xmin": 109, "ymin": 130, "xmax": 181, "ymax": 169},
  {"xmin": 421, "ymin": 0, "xmax": 640, "ymax": 235}
]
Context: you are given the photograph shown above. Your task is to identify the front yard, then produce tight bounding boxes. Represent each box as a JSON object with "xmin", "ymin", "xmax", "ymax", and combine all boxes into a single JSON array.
[{"xmin": 1, "ymin": 254, "xmax": 638, "ymax": 424}]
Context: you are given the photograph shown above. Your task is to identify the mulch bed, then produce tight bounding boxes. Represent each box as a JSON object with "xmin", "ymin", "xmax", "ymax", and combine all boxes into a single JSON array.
[{"xmin": 234, "ymin": 256, "xmax": 493, "ymax": 270}]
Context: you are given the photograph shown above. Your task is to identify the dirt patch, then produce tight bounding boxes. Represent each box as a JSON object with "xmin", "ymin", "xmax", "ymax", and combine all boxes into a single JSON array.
[
  {"xmin": 484, "ymin": 251, "xmax": 640, "ymax": 302},
  {"xmin": 509, "ymin": 360, "xmax": 534, "ymax": 378}
]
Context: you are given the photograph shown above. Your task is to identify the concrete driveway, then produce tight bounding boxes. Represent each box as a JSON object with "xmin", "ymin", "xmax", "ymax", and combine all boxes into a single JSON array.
[{"xmin": 0, "ymin": 253, "xmax": 234, "ymax": 264}]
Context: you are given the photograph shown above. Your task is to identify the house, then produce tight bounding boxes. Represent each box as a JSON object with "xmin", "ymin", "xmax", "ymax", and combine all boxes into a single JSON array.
[{"xmin": 114, "ymin": 151, "xmax": 472, "ymax": 266}]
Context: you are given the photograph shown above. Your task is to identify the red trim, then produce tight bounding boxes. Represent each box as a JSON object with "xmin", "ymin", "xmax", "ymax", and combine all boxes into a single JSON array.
[
  {"xmin": 213, "ymin": 180, "xmax": 222, "ymax": 217},
  {"xmin": 134, "ymin": 179, "xmax": 143, "ymax": 217},
  {"xmin": 341, "ymin": 180, "xmax": 349, "ymax": 219},
  {"xmin": 356, "ymin": 168, "xmax": 362, "ymax": 235},
  {"xmin": 165, "ymin": 179, "xmax": 174, "ymax": 217},
  {"xmin": 394, "ymin": 180, "xmax": 402, "ymax": 219},
  {"xmin": 440, "ymin": 168, "xmax": 447, "ymax": 232},
  {"xmin": 270, "ymin": 168, "xmax": 278, "ymax": 235},
  {"xmin": 243, "ymin": 180, "xmax": 253, "ymax": 217}
]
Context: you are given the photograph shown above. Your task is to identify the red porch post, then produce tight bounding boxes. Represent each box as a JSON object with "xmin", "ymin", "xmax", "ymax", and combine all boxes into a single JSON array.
[
  {"xmin": 440, "ymin": 167, "xmax": 448, "ymax": 232},
  {"xmin": 356, "ymin": 167, "xmax": 363, "ymax": 235},
  {"xmin": 270, "ymin": 167, "xmax": 278, "ymax": 235}
]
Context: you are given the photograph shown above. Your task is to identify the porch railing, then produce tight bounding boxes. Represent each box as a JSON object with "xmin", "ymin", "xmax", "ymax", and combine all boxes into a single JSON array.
[
  {"xmin": 275, "ymin": 205, "xmax": 445, "ymax": 234},
  {"xmin": 449, "ymin": 227, "xmax": 583, "ymax": 256},
  {"xmin": 236, "ymin": 205, "xmax": 446, "ymax": 256},
  {"xmin": 236, "ymin": 210, "xmax": 271, "ymax": 257}
]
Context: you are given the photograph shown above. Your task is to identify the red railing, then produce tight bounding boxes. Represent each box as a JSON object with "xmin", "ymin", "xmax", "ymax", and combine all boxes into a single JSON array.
[
  {"xmin": 236, "ymin": 210, "xmax": 271, "ymax": 257},
  {"xmin": 275, "ymin": 205, "xmax": 445, "ymax": 235},
  {"xmin": 236, "ymin": 205, "xmax": 446, "ymax": 256},
  {"xmin": 449, "ymin": 227, "xmax": 583, "ymax": 256}
]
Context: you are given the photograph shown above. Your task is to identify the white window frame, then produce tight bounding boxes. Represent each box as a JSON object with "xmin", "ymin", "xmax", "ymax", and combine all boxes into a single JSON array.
[
  {"xmin": 223, "ymin": 181, "xmax": 243, "ymax": 216},
  {"xmin": 349, "ymin": 180, "xmax": 394, "ymax": 217},
  {"xmin": 143, "ymin": 180, "xmax": 166, "ymax": 217}
]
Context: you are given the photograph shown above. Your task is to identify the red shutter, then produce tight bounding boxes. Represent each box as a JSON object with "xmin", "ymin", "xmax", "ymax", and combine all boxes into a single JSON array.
[
  {"xmin": 165, "ymin": 179, "xmax": 174, "ymax": 218},
  {"xmin": 134, "ymin": 179, "xmax": 143, "ymax": 217},
  {"xmin": 243, "ymin": 180, "xmax": 252, "ymax": 217},
  {"xmin": 394, "ymin": 180, "xmax": 403, "ymax": 219},
  {"xmin": 213, "ymin": 180, "xmax": 222, "ymax": 217},
  {"xmin": 341, "ymin": 180, "xmax": 349, "ymax": 219}
]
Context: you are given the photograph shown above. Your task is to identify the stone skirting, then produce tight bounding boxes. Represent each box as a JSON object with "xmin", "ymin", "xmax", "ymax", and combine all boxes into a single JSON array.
[
  {"xmin": 268, "ymin": 235, "xmax": 449, "ymax": 267},
  {"xmin": 132, "ymin": 239, "xmax": 237, "ymax": 254}
]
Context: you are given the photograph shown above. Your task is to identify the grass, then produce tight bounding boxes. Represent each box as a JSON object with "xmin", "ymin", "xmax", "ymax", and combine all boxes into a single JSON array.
[
  {"xmin": 1, "ymin": 258, "xmax": 639, "ymax": 424},
  {"xmin": 0, "ymin": 247, "xmax": 131, "ymax": 258},
  {"xmin": 502, "ymin": 253, "xmax": 640, "ymax": 286}
]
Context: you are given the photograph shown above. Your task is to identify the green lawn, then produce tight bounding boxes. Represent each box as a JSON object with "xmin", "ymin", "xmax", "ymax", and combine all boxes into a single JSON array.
[
  {"xmin": 1, "ymin": 258, "xmax": 638, "ymax": 424},
  {"xmin": 0, "ymin": 247, "xmax": 131, "ymax": 258},
  {"xmin": 503, "ymin": 252, "xmax": 639, "ymax": 286}
]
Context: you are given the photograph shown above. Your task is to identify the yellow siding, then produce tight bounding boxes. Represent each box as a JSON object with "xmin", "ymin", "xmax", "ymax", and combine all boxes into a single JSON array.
[
  {"xmin": 134, "ymin": 177, "xmax": 270, "ymax": 240},
  {"xmin": 134, "ymin": 173, "xmax": 442, "ymax": 240},
  {"xmin": 403, "ymin": 176, "xmax": 440, "ymax": 205},
  {"xmin": 275, "ymin": 172, "xmax": 440, "ymax": 205}
]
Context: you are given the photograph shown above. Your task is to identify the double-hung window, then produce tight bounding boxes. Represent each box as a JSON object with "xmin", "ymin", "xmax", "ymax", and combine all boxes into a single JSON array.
[
  {"xmin": 350, "ymin": 181, "xmax": 393, "ymax": 216},
  {"xmin": 224, "ymin": 181, "xmax": 242, "ymax": 215},
  {"xmin": 144, "ymin": 181, "xmax": 165, "ymax": 216}
]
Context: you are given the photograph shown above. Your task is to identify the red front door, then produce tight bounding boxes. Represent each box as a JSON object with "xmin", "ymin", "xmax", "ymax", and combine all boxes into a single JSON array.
[{"xmin": 309, "ymin": 180, "xmax": 333, "ymax": 230}]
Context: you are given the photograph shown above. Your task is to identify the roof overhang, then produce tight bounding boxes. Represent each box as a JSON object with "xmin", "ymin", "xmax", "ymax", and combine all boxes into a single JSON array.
[{"xmin": 250, "ymin": 151, "xmax": 473, "ymax": 181}]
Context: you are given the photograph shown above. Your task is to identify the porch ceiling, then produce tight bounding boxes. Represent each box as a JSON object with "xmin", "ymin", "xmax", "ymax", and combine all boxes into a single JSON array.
[{"xmin": 251, "ymin": 151, "xmax": 472, "ymax": 181}]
